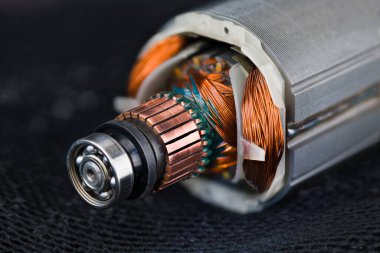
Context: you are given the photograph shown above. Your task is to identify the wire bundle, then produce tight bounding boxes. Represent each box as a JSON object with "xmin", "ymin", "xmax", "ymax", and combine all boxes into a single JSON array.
[
  {"xmin": 127, "ymin": 35, "xmax": 284, "ymax": 191},
  {"xmin": 128, "ymin": 35, "xmax": 188, "ymax": 97},
  {"xmin": 242, "ymin": 69, "xmax": 284, "ymax": 191},
  {"xmin": 190, "ymin": 70, "xmax": 237, "ymax": 148},
  {"xmin": 170, "ymin": 53, "xmax": 238, "ymax": 175}
]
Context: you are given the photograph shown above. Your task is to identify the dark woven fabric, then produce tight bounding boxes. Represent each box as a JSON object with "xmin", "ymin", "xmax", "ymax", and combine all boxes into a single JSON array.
[{"xmin": 0, "ymin": 1, "xmax": 380, "ymax": 252}]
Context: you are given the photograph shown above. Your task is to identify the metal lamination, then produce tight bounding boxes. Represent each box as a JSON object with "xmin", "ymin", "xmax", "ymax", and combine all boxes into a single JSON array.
[
  {"xmin": 201, "ymin": 0, "xmax": 380, "ymax": 121},
  {"xmin": 117, "ymin": 95, "xmax": 204, "ymax": 190},
  {"xmin": 151, "ymin": 0, "xmax": 380, "ymax": 212}
]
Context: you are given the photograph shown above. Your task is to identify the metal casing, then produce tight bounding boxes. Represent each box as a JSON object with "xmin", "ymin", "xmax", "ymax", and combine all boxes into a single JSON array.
[
  {"xmin": 122, "ymin": 0, "xmax": 380, "ymax": 212},
  {"xmin": 197, "ymin": 0, "xmax": 380, "ymax": 191},
  {"xmin": 200, "ymin": 0, "xmax": 380, "ymax": 121}
]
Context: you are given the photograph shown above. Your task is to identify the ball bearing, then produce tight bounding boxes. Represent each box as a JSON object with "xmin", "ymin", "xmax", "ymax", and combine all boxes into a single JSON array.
[{"xmin": 67, "ymin": 133, "xmax": 134, "ymax": 208}]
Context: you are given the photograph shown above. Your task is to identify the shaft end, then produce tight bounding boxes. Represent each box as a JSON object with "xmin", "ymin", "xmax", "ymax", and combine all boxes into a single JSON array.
[{"xmin": 67, "ymin": 133, "xmax": 134, "ymax": 208}]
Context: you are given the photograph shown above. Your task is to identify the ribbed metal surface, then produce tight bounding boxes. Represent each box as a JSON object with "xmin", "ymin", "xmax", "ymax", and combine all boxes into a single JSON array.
[
  {"xmin": 116, "ymin": 96, "xmax": 204, "ymax": 190},
  {"xmin": 201, "ymin": 0, "xmax": 380, "ymax": 87},
  {"xmin": 197, "ymin": 0, "xmax": 380, "ymax": 121}
]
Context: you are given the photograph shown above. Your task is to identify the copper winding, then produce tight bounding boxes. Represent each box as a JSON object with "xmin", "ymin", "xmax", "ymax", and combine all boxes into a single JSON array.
[
  {"xmin": 127, "ymin": 35, "xmax": 188, "ymax": 97},
  {"xmin": 116, "ymin": 96, "xmax": 204, "ymax": 190},
  {"xmin": 242, "ymin": 68, "xmax": 284, "ymax": 192},
  {"xmin": 126, "ymin": 35, "xmax": 284, "ymax": 191},
  {"xmin": 210, "ymin": 143, "xmax": 237, "ymax": 173},
  {"xmin": 188, "ymin": 70, "xmax": 238, "ymax": 173},
  {"xmin": 190, "ymin": 70, "xmax": 237, "ymax": 148}
]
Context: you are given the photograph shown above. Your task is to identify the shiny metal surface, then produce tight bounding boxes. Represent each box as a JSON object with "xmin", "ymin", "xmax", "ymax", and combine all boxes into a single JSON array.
[
  {"xmin": 67, "ymin": 133, "xmax": 134, "ymax": 208},
  {"xmin": 201, "ymin": 0, "xmax": 380, "ymax": 121},
  {"xmin": 116, "ymin": 95, "xmax": 205, "ymax": 191},
  {"xmin": 79, "ymin": 155, "xmax": 107, "ymax": 190}
]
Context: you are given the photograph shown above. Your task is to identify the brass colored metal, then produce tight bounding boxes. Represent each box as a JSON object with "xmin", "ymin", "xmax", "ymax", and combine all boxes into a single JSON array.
[
  {"xmin": 167, "ymin": 155, "xmax": 201, "ymax": 176},
  {"xmin": 165, "ymin": 131, "xmax": 201, "ymax": 154},
  {"xmin": 138, "ymin": 100, "xmax": 177, "ymax": 121},
  {"xmin": 129, "ymin": 98, "xmax": 167, "ymax": 118},
  {"xmin": 159, "ymin": 121, "xmax": 198, "ymax": 144},
  {"xmin": 146, "ymin": 105, "xmax": 185, "ymax": 127},
  {"xmin": 116, "ymin": 96, "xmax": 204, "ymax": 191},
  {"xmin": 153, "ymin": 112, "xmax": 192, "ymax": 134},
  {"xmin": 167, "ymin": 142, "xmax": 203, "ymax": 164},
  {"xmin": 158, "ymin": 167, "xmax": 195, "ymax": 189}
]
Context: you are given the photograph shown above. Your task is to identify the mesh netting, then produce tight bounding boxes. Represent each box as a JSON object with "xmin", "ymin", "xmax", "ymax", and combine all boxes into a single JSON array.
[{"xmin": 0, "ymin": 1, "xmax": 379, "ymax": 252}]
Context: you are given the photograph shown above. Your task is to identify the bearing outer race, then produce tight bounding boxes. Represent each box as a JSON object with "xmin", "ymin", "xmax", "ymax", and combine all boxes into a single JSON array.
[{"xmin": 96, "ymin": 120, "xmax": 158, "ymax": 199}]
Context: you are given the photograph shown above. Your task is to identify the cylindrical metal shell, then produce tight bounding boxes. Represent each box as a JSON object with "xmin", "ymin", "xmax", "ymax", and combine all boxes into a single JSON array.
[{"xmin": 136, "ymin": 0, "xmax": 380, "ymax": 212}]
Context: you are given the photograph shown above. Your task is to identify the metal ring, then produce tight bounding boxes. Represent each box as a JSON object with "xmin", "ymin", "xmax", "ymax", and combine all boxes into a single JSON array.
[{"xmin": 67, "ymin": 133, "xmax": 134, "ymax": 208}]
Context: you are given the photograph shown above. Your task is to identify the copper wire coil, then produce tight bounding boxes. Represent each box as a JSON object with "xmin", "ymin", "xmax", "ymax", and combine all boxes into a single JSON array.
[
  {"xmin": 189, "ymin": 69, "xmax": 237, "ymax": 148},
  {"xmin": 242, "ymin": 68, "xmax": 284, "ymax": 192},
  {"xmin": 127, "ymin": 35, "xmax": 188, "ymax": 97},
  {"xmin": 116, "ymin": 97, "xmax": 203, "ymax": 191},
  {"xmin": 188, "ymin": 69, "xmax": 238, "ymax": 173},
  {"xmin": 126, "ymin": 36, "xmax": 285, "ymax": 192}
]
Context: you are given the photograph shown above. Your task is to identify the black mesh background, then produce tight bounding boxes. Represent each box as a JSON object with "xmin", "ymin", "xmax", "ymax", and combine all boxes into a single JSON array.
[{"xmin": 0, "ymin": 1, "xmax": 380, "ymax": 252}]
